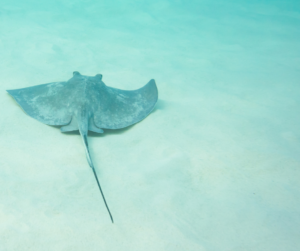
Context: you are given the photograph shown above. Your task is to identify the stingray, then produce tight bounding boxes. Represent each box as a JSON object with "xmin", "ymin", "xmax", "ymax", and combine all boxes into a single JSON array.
[{"xmin": 7, "ymin": 71, "xmax": 158, "ymax": 223}]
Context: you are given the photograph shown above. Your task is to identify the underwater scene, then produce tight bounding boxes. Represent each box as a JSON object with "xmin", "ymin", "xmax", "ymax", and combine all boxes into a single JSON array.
[{"xmin": 0, "ymin": 0, "xmax": 299, "ymax": 250}]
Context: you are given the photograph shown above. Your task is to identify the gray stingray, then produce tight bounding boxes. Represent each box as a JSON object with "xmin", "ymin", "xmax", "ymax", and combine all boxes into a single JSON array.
[{"xmin": 7, "ymin": 71, "xmax": 158, "ymax": 223}]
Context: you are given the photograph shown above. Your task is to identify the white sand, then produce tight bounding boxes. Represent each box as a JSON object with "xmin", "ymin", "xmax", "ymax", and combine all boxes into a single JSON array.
[{"xmin": 1, "ymin": 1, "xmax": 300, "ymax": 250}]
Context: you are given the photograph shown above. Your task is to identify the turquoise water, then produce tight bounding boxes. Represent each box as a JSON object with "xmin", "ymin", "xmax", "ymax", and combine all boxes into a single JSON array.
[{"xmin": 1, "ymin": 1, "xmax": 300, "ymax": 250}]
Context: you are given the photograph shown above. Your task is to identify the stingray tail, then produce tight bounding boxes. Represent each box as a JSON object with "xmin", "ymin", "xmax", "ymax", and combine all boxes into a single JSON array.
[{"xmin": 79, "ymin": 128, "xmax": 114, "ymax": 223}]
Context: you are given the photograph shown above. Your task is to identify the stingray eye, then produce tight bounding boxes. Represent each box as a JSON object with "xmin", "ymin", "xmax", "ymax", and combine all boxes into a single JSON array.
[
  {"xmin": 96, "ymin": 74, "xmax": 102, "ymax": 80},
  {"xmin": 73, "ymin": 71, "xmax": 81, "ymax": 76}
]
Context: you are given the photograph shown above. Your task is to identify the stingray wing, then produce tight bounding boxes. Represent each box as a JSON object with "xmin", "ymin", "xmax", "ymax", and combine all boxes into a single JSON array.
[
  {"xmin": 7, "ymin": 82, "xmax": 72, "ymax": 126},
  {"xmin": 94, "ymin": 79, "xmax": 158, "ymax": 129}
]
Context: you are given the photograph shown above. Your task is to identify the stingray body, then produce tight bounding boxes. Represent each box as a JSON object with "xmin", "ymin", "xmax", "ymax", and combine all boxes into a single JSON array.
[{"xmin": 7, "ymin": 71, "xmax": 158, "ymax": 223}]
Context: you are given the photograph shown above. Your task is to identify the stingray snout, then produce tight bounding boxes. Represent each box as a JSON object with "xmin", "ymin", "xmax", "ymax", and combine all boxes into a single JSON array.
[
  {"xmin": 95, "ymin": 74, "xmax": 102, "ymax": 80},
  {"xmin": 73, "ymin": 71, "xmax": 81, "ymax": 76}
]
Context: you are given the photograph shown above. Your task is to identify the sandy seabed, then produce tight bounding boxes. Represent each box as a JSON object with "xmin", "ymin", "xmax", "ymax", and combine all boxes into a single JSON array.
[{"xmin": 0, "ymin": 1, "xmax": 300, "ymax": 250}]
